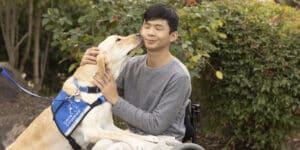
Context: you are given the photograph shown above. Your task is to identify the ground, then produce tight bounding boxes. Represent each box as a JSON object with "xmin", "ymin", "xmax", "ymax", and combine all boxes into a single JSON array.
[{"xmin": 0, "ymin": 63, "xmax": 50, "ymax": 150}]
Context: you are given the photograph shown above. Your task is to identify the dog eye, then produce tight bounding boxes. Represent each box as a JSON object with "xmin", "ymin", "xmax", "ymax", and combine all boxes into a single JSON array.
[{"xmin": 116, "ymin": 38, "xmax": 121, "ymax": 42}]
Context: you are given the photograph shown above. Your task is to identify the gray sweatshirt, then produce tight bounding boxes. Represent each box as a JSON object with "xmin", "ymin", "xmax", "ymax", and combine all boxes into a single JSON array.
[{"xmin": 112, "ymin": 54, "xmax": 191, "ymax": 141}]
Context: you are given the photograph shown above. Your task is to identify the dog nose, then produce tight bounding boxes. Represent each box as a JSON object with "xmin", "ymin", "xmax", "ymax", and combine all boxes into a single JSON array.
[{"xmin": 136, "ymin": 33, "xmax": 141, "ymax": 36}]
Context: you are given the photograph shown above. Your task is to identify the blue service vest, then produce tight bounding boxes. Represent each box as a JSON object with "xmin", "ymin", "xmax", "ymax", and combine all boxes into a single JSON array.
[{"xmin": 51, "ymin": 90, "xmax": 106, "ymax": 136}]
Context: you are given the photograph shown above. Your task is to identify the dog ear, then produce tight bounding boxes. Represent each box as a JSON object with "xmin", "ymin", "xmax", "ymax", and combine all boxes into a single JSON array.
[{"xmin": 96, "ymin": 52, "xmax": 106, "ymax": 78}]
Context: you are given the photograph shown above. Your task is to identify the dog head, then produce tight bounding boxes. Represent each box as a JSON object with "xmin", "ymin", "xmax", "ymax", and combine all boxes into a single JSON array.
[{"xmin": 96, "ymin": 34, "xmax": 142, "ymax": 79}]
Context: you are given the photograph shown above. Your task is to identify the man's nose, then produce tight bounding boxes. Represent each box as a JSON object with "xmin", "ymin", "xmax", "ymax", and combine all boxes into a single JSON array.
[{"xmin": 145, "ymin": 28, "xmax": 155, "ymax": 36}]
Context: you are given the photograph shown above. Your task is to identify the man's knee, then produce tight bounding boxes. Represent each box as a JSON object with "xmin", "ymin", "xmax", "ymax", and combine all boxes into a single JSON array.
[
  {"xmin": 107, "ymin": 142, "xmax": 131, "ymax": 150},
  {"xmin": 92, "ymin": 140, "xmax": 131, "ymax": 150}
]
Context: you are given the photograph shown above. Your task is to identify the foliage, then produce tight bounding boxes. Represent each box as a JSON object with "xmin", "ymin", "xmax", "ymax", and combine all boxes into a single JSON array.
[
  {"xmin": 175, "ymin": 2, "xmax": 226, "ymax": 77},
  {"xmin": 194, "ymin": 0, "xmax": 300, "ymax": 149},
  {"xmin": 42, "ymin": 0, "xmax": 184, "ymax": 71},
  {"xmin": 41, "ymin": 0, "xmax": 185, "ymax": 93}
]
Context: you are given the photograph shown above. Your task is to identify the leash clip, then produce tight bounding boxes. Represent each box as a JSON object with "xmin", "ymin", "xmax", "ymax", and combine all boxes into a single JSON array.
[{"xmin": 67, "ymin": 90, "xmax": 80, "ymax": 100}]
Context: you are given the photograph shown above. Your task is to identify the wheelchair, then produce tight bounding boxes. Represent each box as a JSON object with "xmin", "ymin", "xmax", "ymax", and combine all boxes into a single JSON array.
[{"xmin": 172, "ymin": 100, "xmax": 205, "ymax": 150}]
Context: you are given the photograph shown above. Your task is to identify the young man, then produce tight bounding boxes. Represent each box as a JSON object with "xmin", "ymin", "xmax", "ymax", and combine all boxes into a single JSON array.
[{"xmin": 82, "ymin": 3, "xmax": 191, "ymax": 142}]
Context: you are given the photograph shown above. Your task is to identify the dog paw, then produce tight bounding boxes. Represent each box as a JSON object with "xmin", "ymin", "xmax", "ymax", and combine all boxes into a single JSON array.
[
  {"xmin": 141, "ymin": 135, "xmax": 159, "ymax": 143},
  {"xmin": 127, "ymin": 138, "xmax": 147, "ymax": 150}
]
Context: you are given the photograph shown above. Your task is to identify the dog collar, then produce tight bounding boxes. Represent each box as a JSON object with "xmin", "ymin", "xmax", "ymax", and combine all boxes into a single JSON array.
[{"xmin": 73, "ymin": 78, "xmax": 101, "ymax": 93}]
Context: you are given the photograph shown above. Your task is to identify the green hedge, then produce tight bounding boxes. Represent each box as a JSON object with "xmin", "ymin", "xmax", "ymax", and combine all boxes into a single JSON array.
[
  {"xmin": 43, "ymin": 0, "xmax": 300, "ymax": 149},
  {"xmin": 188, "ymin": 0, "xmax": 299, "ymax": 149}
]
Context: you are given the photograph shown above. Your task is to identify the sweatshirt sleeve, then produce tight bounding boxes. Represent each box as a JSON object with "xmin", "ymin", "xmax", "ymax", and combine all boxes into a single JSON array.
[{"xmin": 112, "ymin": 76, "xmax": 191, "ymax": 135}]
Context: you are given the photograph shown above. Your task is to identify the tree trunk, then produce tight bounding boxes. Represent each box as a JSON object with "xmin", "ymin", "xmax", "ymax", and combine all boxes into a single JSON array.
[
  {"xmin": 33, "ymin": 8, "xmax": 42, "ymax": 91},
  {"xmin": 0, "ymin": 1, "xmax": 17, "ymax": 66},
  {"xmin": 0, "ymin": 0, "xmax": 28, "ymax": 68},
  {"xmin": 20, "ymin": 0, "xmax": 33, "ymax": 72},
  {"xmin": 39, "ymin": 34, "xmax": 51, "ymax": 89}
]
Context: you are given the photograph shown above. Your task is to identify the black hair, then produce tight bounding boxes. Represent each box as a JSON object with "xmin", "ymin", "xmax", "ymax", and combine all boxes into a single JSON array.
[{"xmin": 143, "ymin": 3, "xmax": 179, "ymax": 33}]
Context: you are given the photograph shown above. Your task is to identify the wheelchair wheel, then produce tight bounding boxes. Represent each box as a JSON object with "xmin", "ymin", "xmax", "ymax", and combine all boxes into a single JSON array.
[{"xmin": 172, "ymin": 143, "xmax": 205, "ymax": 150}]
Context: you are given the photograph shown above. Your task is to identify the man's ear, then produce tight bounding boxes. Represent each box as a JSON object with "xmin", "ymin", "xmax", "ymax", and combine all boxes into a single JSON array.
[{"xmin": 170, "ymin": 31, "xmax": 179, "ymax": 42}]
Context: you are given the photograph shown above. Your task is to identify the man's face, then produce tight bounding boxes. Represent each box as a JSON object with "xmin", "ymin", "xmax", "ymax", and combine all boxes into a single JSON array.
[{"xmin": 140, "ymin": 19, "xmax": 177, "ymax": 51}]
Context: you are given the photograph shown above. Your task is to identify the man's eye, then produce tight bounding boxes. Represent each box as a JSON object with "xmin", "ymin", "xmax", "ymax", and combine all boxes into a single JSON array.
[
  {"xmin": 155, "ymin": 26, "xmax": 163, "ymax": 30},
  {"xmin": 143, "ymin": 25, "xmax": 150, "ymax": 29},
  {"xmin": 156, "ymin": 27, "xmax": 163, "ymax": 30}
]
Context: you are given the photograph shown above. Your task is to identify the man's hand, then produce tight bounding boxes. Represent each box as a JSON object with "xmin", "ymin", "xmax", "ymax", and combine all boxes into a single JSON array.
[
  {"xmin": 93, "ymin": 70, "xmax": 119, "ymax": 105},
  {"xmin": 80, "ymin": 47, "xmax": 100, "ymax": 66}
]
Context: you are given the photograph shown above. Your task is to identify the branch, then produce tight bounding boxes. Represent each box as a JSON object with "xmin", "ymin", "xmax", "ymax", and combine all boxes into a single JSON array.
[{"xmin": 14, "ymin": 32, "xmax": 28, "ymax": 49}]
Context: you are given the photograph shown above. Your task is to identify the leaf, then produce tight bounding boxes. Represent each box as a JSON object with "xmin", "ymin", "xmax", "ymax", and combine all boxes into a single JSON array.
[
  {"xmin": 42, "ymin": 18, "xmax": 49, "ymax": 26},
  {"xmin": 68, "ymin": 63, "xmax": 77, "ymax": 73},
  {"xmin": 218, "ymin": 33, "xmax": 227, "ymax": 39},
  {"xmin": 216, "ymin": 71, "xmax": 223, "ymax": 80}
]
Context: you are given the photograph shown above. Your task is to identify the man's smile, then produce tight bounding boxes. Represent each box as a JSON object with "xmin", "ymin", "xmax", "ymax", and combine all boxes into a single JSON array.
[{"xmin": 144, "ymin": 39, "xmax": 156, "ymax": 44}]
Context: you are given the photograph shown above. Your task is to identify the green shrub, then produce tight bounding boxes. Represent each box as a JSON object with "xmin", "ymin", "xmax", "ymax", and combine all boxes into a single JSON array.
[
  {"xmin": 43, "ymin": 0, "xmax": 184, "ymax": 68},
  {"xmin": 191, "ymin": 0, "xmax": 300, "ymax": 149}
]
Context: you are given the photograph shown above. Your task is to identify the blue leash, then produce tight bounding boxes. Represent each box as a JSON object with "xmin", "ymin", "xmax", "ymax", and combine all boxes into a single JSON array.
[{"xmin": 0, "ymin": 67, "xmax": 52, "ymax": 100}]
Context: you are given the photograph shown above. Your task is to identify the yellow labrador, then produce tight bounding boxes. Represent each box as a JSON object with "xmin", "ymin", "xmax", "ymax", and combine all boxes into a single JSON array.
[{"xmin": 6, "ymin": 34, "xmax": 164, "ymax": 150}]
